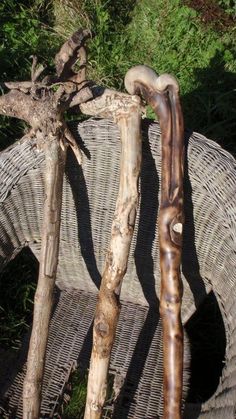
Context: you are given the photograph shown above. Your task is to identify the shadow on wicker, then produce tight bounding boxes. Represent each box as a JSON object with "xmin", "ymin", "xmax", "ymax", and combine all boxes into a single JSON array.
[{"xmin": 0, "ymin": 118, "xmax": 235, "ymax": 418}]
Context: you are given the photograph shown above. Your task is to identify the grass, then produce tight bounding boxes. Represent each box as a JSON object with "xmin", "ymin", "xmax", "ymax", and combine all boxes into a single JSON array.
[
  {"xmin": 62, "ymin": 370, "xmax": 88, "ymax": 419},
  {"xmin": 62, "ymin": 369, "xmax": 114, "ymax": 418},
  {"xmin": 0, "ymin": 0, "xmax": 61, "ymax": 150},
  {"xmin": 0, "ymin": 0, "xmax": 235, "ymax": 152},
  {"xmin": 52, "ymin": 0, "xmax": 236, "ymax": 153}
]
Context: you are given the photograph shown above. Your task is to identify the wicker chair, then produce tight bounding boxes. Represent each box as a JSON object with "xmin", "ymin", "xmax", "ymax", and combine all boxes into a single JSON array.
[{"xmin": 0, "ymin": 118, "xmax": 235, "ymax": 418}]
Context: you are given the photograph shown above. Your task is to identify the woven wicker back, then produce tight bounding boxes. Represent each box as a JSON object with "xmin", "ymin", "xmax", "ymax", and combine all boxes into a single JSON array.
[{"xmin": 0, "ymin": 118, "xmax": 235, "ymax": 417}]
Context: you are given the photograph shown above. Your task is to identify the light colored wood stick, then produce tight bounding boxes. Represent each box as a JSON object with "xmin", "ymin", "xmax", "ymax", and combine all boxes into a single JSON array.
[
  {"xmin": 125, "ymin": 66, "xmax": 184, "ymax": 419},
  {"xmin": 83, "ymin": 94, "xmax": 142, "ymax": 418},
  {"xmin": 23, "ymin": 139, "xmax": 66, "ymax": 418}
]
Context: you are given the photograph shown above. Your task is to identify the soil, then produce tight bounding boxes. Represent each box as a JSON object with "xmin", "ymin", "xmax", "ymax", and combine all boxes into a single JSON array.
[{"xmin": 184, "ymin": 0, "xmax": 235, "ymax": 30}]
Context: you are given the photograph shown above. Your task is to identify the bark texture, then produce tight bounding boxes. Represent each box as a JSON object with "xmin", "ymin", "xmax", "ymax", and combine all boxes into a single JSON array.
[
  {"xmin": 0, "ymin": 29, "xmax": 92, "ymax": 418},
  {"xmin": 23, "ymin": 140, "xmax": 66, "ymax": 418},
  {"xmin": 83, "ymin": 97, "xmax": 142, "ymax": 418},
  {"xmin": 125, "ymin": 66, "xmax": 184, "ymax": 419}
]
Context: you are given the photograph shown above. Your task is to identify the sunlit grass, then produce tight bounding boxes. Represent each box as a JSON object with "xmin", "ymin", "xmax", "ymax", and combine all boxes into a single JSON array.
[{"xmin": 62, "ymin": 369, "xmax": 114, "ymax": 418}]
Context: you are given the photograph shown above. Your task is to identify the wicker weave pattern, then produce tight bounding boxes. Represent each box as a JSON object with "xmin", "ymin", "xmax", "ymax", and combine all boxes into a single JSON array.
[
  {"xmin": 0, "ymin": 290, "xmax": 190, "ymax": 418},
  {"xmin": 0, "ymin": 118, "xmax": 235, "ymax": 417}
]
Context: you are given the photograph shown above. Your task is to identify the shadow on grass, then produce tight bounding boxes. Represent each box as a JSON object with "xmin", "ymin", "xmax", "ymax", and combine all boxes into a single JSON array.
[
  {"xmin": 182, "ymin": 49, "xmax": 236, "ymax": 156},
  {"xmin": 0, "ymin": 247, "xmax": 38, "ymax": 413}
]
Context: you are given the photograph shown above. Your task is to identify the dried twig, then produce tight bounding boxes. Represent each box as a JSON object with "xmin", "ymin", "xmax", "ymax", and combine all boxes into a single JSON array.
[{"xmin": 125, "ymin": 65, "xmax": 184, "ymax": 419}]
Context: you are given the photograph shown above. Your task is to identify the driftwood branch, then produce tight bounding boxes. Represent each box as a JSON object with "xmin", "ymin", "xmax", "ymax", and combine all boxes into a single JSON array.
[
  {"xmin": 55, "ymin": 28, "xmax": 91, "ymax": 82},
  {"xmin": 0, "ymin": 28, "xmax": 144, "ymax": 418},
  {"xmin": 30, "ymin": 55, "xmax": 45, "ymax": 82},
  {"xmin": 83, "ymin": 93, "xmax": 142, "ymax": 418},
  {"xmin": 0, "ymin": 29, "xmax": 94, "ymax": 418},
  {"xmin": 125, "ymin": 65, "xmax": 184, "ymax": 419},
  {"xmin": 23, "ymin": 139, "xmax": 66, "ymax": 417},
  {"xmin": 0, "ymin": 89, "xmax": 44, "ymax": 127}
]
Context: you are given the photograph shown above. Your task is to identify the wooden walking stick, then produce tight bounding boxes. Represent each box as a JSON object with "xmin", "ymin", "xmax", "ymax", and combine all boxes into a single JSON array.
[
  {"xmin": 0, "ymin": 29, "xmax": 93, "ymax": 418},
  {"xmin": 125, "ymin": 65, "xmax": 184, "ymax": 419},
  {"xmin": 23, "ymin": 138, "xmax": 66, "ymax": 418},
  {"xmin": 81, "ymin": 91, "xmax": 143, "ymax": 418},
  {"xmin": 22, "ymin": 31, "xmax": 93, "ymax": 419}
]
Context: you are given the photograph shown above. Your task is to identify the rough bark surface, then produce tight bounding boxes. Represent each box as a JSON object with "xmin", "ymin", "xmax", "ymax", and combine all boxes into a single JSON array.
[
  {"xmin": 23, "ymin": 141, "xmax": 66, "ymax": 418},
  {"xmin": 83, "ymin": 97, "xmax": 142, "ymax": 419},
  {"xmin": 0, "ymin": 29, "xmax": 93, "ymax": 418}
]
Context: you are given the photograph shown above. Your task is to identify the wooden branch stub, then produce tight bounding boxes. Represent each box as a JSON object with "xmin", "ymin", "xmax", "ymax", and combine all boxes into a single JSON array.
[
  {"xmin": 4, "ymin": 81, "xmax": 33, "ymax": 93},
  {"xmin": 55, "ymin": 28, "xmax": 91, "ymax": 82},
  {"xmin": 125, "ymin": 65, "xmax": 184, "ymax": 419},
  {"xmin": 30, "ymin": 55, "xmax": 45, "ymax": 82},
  {"xmin": 64, "ymin": 125, "xmax": 83, "ymax": 165},
  {"xmin": 67, "ymin": 84, "xmax": 93, "ymax": 108},
  {"xmin": 80, "ymin": 87, "xmax": 143, "ymax": 120},
  {"xmin": 0, "ymin": 89, "xmax": 51, "ymax": 130}
]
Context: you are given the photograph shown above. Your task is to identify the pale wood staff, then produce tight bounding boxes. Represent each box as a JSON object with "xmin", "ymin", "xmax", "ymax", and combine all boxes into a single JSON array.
[
  {"xmin": 125, "ymin": 65, "xmax": 184, "ymax": 419},
  {"xmin": 81, "ymin": 90, "xmax": 143, "ymax": 418}
]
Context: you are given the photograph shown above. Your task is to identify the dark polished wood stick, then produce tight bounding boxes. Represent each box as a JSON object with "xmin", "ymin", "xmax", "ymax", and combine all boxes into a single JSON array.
[{"xmin": 125, "ymin": 65, "xmax": 184, "ymax": 419}]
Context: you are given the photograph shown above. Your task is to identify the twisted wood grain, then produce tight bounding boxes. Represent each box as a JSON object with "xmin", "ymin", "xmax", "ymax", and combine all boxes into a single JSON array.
[{"xmin": 125, "ymin": 66, "xmax": 184, "ymax": 419}]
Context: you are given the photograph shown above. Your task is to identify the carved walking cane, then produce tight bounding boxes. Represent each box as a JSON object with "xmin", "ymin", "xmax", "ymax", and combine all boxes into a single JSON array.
[
  {"xmin": 81, "ymin": 91, "xmax": 143, "ymax": 418},
  {"xmin": 125, "ymin": 65, "xmax": 184, "ymax": 419}
]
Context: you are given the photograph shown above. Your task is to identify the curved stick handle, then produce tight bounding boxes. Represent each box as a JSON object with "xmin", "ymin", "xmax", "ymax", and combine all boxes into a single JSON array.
[{"xmin": 125, "ymin": 65, "xmax": 184, "ymax": 419}]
